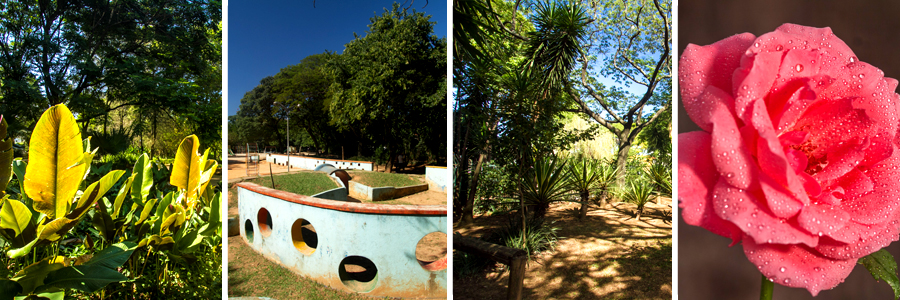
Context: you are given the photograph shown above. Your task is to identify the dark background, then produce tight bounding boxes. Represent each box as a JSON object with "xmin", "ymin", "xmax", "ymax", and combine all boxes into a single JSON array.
[{"xmin": 678, "ymin": 0, "xmax": 900, "ymax": 298}]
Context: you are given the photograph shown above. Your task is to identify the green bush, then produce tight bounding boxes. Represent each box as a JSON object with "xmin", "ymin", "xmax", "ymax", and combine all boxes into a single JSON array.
[{"xmin": 493, "ymin": 217, "xmax": 560, "ymax": 262}]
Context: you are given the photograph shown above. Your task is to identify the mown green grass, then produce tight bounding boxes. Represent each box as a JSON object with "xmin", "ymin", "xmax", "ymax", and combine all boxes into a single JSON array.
[
  {"xmin": 348, "ymin": 171, "xmax": 423, "ymax": 187},
  {"xmin": 247, "ymin": 171, "xmax": 339, "ymax": 196}
]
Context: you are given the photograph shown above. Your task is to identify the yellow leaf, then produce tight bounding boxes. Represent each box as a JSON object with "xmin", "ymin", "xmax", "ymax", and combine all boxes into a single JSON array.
[
  {"xmin": 170, "ymin": 135, "xmax": 201, "ymax": 199},
  {"xmin": 26, "ymin": 104, "xmax": 84, "ymax": 220}
]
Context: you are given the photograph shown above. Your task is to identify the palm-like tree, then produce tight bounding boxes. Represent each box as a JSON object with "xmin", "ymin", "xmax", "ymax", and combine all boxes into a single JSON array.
[
  {"xmin": 566, "ymin": 156, "xmax": 600, "ymax": 219},
  {"xmin": 617, "ymin": 180, "xmax": 655, "ymax": 221},
  {"xmin": 593, "ymin": 161, "xmax": 618, "ymax": 208},
  {"xmin": 520, "ymin": 156, "xmax": 570, "ymax": 219}
]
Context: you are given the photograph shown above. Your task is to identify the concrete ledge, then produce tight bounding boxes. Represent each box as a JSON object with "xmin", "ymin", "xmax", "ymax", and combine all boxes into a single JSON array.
[
  {"xmin": 267, "ymin": 154, "xmax": 373, "ymax": 171},
  {"xmin": 237, "ymin": 182, "xmax": 447, "ymax": 298},
  {"xmin": 349, "ymin": 182, "xmax": 429, "ymax": 201},
  {"xmin": 425, "ymin": 166, "xmax": 448, "ymax": 192}
]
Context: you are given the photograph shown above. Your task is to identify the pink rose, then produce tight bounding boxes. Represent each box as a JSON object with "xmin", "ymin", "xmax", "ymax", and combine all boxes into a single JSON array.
[{"xmin": 679, "ymin": 23, "xmax": 900, "ymax": 295}]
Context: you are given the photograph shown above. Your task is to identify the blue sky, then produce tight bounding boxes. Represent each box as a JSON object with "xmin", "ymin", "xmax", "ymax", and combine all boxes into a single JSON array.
[{"xmin": 226, "ymin": 0, "xmax": 448, "ymax": 116}]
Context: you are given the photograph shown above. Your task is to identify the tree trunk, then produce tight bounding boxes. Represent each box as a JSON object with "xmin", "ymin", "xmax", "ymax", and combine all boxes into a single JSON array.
[
  {"xmin": 614, "ymin": 138, "xmax": 632, "ymax": 187},
  {"xmin": 578, "ymin": 190, "xmax": 590, "ymax": 219},
  {"xmin": 456, "ymin": 124, "xmax": 473, "ymax": 224},
  {"xmin": 463, "ymin": 152, "xmax": 487, "ymax": 223},
  {"xmin": 635, "ymin": 208, "xmax": 642, "ymax": 221}
]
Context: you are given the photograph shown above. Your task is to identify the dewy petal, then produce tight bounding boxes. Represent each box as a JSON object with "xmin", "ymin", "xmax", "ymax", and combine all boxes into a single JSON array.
[
  {"xmin": 688, "ymin": 86, "xmax": 739, "ymax": 133},
  {"xmin": 797, "ymin": 203, "xmax": 849, "ymax": 238},
  {"xmin": 679, "ymin": 131, "xmax": 743, "ymax": 244},
  {"xmin": 810, "ymin": 137, "xmax": 867, "ymax": 184},
  {"xmin": 840, "ymin": 144, "xmax": 900, "ymax": 224},
  {"xmin": 816, "ymin": 215, "xmax": 900, "ymax": 260},
  {"xmin": 733, "ymin": 51, "xmax": 782, "ymax": 121},
  {"xmin": 713, "ymin": 179, "xmax": 817, "ymax": 247},
  {"xmin": 749, "ymin": 100, "xmax": 810, "ymax": 204},
  {"xmin": 743, "ymin": 237, "xmax": 856, "ymax": 297},
  {"xmin": 681, "ymin": 33, "xmax": 756, "ymax": 132},
  {"xmin": 709, "ymin": 96, "xmax": 757, "ymax": 190},
  {"xmin": 758, "ymin": 172, "xmax": 803, "ymax": 219}
]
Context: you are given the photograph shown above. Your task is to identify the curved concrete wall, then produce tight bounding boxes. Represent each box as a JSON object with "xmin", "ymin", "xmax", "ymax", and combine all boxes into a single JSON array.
[
  {"xmin": 267, "ymin": 154, "xmax": 373, "ymax": 171},
  {"xmin": 425, "ymin": 166, "xmax": 449, "ymax": 192},
  {"xmin": 236, "ymin": 182, "xmax": 447, "ymax": 298}
]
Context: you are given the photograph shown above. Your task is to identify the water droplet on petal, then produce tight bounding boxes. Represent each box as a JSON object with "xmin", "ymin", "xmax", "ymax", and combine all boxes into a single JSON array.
[
  {"xmin": 850, "ymin": 56, "xmax": 857, "ymax": 63},
  {"xmin": 775, "ymin": 45, "xmax": 784, "ymax": 51},
  {"xmin": 795, "ymin": 64, "xmax": 804, "ymax": 72},
  {"xmin": 780, "ymin": 267, "xmax": 786, "ymax": 272}
]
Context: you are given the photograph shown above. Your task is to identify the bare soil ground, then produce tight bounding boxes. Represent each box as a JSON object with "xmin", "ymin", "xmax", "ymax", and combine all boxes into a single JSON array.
[{"xmin": 453, "ymin": 199, "xmax": 672, "ymax": 299}]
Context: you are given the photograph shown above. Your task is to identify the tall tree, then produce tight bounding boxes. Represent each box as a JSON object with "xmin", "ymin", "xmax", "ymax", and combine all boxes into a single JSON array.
[
  {"xmin": 327, "ymin": 3, "xmax": 446, "ymax": 172},
  {"xmin": 566, "ymin": 0, "xmax": 672, "ymax": 185},
  {"xmin": 0, "ymin": 0, "xmax": 221, "ymax": 147}
]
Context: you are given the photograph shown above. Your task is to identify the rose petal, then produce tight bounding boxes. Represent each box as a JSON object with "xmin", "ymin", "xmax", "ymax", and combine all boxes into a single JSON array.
[
  {"xmin": 840, "ymin": 147, "xmax": 900, "ymax": 224},
  {"xmin": 759, "ymin": 172, "xmax": 803, "ymax": 219},
  {"xmin": 681, "ymin": 33, "xmax": 756, "ymax": 132},
  {"xmin": 679, "ymin": 131, "xmax": 743, "ymax": 245},
  {"xmin": 712, "ymin": 179, "xmax": 817, "ymax": 247},
  {"xmin": 749, "ymin": 100, "xmax": 810, "ymax": 204},
  {"xmin": 710, "ymin": 97, "xmax": 757, "ymax": 190},
  {"xmin": 816, "ymin": 216, "xmax": 900, "ymax": 260},
  {"xmin": 733, "ymin": 51, "xmax": 782, "ymax": 120},
  {"xmin": 797, "ymin": 203, "xmax": 849, "ymax": 238},
  {"xmin": 743, "ymin": 237, "xmax": 856, "ymax": 297},
  {"xmin": 688, "ymin": 86, "xmax": 739, "ymax": 133},
  {"xmin": 810, "ymin": 137, "xmax": 867, "ymax": 183}
]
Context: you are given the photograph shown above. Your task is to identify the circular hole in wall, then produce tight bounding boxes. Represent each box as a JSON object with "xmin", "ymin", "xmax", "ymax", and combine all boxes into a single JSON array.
[
  {"xmin": 339, "ymin": 256, "xmax": 378, "ymax": 293},
  {"xmin": 244, "ymin": 219, "xmax": 254, "ymax": 243},
  {"xmin": 415, "ymin": 232, "xmax": 448, "ymax": 271},
  {"xmin": 257, "ymin": 208, "xmax": 273, "ymax": 237},
  {"xmin": 291, "ymin": 219, "xmax": 318, "ymax": 255}
]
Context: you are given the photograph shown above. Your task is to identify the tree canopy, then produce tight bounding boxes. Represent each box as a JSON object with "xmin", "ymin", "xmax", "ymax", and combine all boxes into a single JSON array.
[
  {"xmin": 229, "ymin": 3, "xmax": 447, "ymax": 170},
  {"xmin": 0, "ymin": 0, "xmax": 222, "ymax": 157}
]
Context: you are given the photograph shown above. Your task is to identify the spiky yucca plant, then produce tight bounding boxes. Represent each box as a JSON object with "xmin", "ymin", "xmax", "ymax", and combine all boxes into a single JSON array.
[
  {"xmin": 520, "ymin": 156, "xmax": 570, "ymax": 219},
  {"xmin": 617, "ymin": 180, "xmax": 655, "ymax": 221},
  {"xmin": 566, "ymin": 156, "xmax": 600, "ymax": 219},
  {"xmin": 644, "ymin": 159, "xmax": 672, "ymax": 198}
]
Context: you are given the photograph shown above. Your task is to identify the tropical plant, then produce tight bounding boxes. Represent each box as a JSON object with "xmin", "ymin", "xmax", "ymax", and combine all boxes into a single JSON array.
[
  {"xmin": 616, "ymin": 180, "xmax": 655, "ymax": 221},
  {"xmin": 644, "ymin": 159, "xmax": 672, "ymax": 198},
  {"xmin": 593, "ymin": 161, "xmax": 619, "ymax": 208},
  {"xmin": 566, "ymin": 156, "xmax": 601, "ymax": 219},
  {"xmin": 519, "ymin": 156, "xmax": 570, "ymax": 219},
  {"xmin": 496, "ymin": 216, "xmax": 559, "ymax": 262},
  {"xmin": 0, "ymin": 104, "xmax": 221, "ymax": 299}
]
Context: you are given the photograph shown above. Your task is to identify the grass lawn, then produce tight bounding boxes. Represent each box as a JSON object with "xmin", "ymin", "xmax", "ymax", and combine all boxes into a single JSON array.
[
  {"xmin": 247, "ymin": 171, "xmax": 339, "ymax": 196},
  {"xmin": 348, "ymin": 171, "xmax": 424, "ymax": 187}
]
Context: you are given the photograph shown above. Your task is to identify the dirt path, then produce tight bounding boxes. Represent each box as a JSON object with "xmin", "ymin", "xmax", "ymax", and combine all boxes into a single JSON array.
[{"xmin": 454, "ymin": 199, "xmax": 672, "ymax": 299}]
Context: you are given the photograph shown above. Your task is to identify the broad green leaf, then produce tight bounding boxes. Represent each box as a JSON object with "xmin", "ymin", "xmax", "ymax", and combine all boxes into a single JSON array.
[
  {"xmin": 81, "ymin": 242, "xmax": 136, "ymax": 269},
  {"xmin": 91, "ymin": 211, "xmax": 115, "ymax": 242},
  {"xmin": 170, "ymin": 135, "xmax": 201, "ymax": 199},
  {"xmin": 80, "ymin": 137, "xmax": 96, "ymax": 181},
  {"xmin": 6, "ymin": 233, "xmax": 39, "ymax": 258},
  {"xmin": 25, "ymin": 104, "xmax": 85, "ymax": 220},
  {"xmin": 0, "ymin": 198, "xmax": 32, "ymax": 236},
  {"xmin": 113, "ymin": 174, "xmax": 136, "ymax": 217},
  {"xmin": 11, "ymin": 159, "xmax": 26, "ymax": 200},
  {"xmin": 137, "ymin": 198, "xmax": 157, "ymax": 225},
  {"xmin": 35, "ymin": 217, "xmax": 78, "ymax": 244},
  {"xmin": 860, "ymin": 249, "xmax": 900, "ymax": 299},
  {"xmin": 131, "ymin": 154, "xmax": 152, "ymax": 204},
  {"xmin": 0, "ymin": 279, "xmax": 22, "ymax": 300},
  {"xmin": 68, "ymin": 170, "xmax": 125, "ymax": 219},
  {"xmin": 10, "ymin": 256, "xmax": 66, "ymax": 294},
  {"xmin": 198, "ymin": 159, "xmax": 218, "ymax": 204},
  {"xmin": 34, "ymin": 265, "xmax": 127, "ymax": 294},
  {"xmin": 209, "ymin": 192, "xmax": 221, "ymax": 227},
  {"xmin": 0, "ymin": 116, "xmax": 13, "ymax": 198},
  {"xmin": 14, "ymin": 291, "xmax": 64, "ymax": 300}
]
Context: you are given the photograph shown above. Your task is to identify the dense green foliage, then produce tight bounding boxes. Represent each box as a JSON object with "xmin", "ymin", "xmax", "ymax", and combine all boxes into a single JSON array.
[
  {"xmin": 229, "ymin": 3, "xmax": 446, "ymax": 170},
  {"xmin": 0, "ymin": 105, "xmax": 221, "ymax": 299},
  {"xmin": 454, "ymin": 0, "xmax": 672, "ymax": 228},
  {"xmin": 0, "ymin": 0, "xmax": 222, "ymax": 158}
]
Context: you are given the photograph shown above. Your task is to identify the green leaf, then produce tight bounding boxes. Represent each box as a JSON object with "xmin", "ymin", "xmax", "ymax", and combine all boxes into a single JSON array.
[
  {"xmin": 82, "ymin": 242, "xmax": 136, "ymax": 269},
  {"xmin": 860, "ymin": 249, "xmax": 900, "ymax": 299},
  {"xmin": 0, "ymin": 198, "xmax": 31, "ymax": 236},
  {"xmin": 34, "ymin": 265, "xmax": 127, "ymax": 294},
  {"xmin": 9, "ymin": 256, "xmax": 66, "ymax": 294},
  {"xmin": 0, "ymin": 279, "xmax": 22, "ymax": 300},
  {"xmin": 26, "ymin": 104, "xmax": 85, "ymax": 220},
  {"xmin": 131, "ymin": 154, "xmax": 152, "ymax": 204},
  {"xmin": 113, "ymin": 174, "xmax": 135, "ymax": 217}
]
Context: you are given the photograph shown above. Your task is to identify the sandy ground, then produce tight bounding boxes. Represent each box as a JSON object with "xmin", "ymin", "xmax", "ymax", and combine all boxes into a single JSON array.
[{"xmin": 453, "ymin": 199, "xmax": 672, "ymax": 299}]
